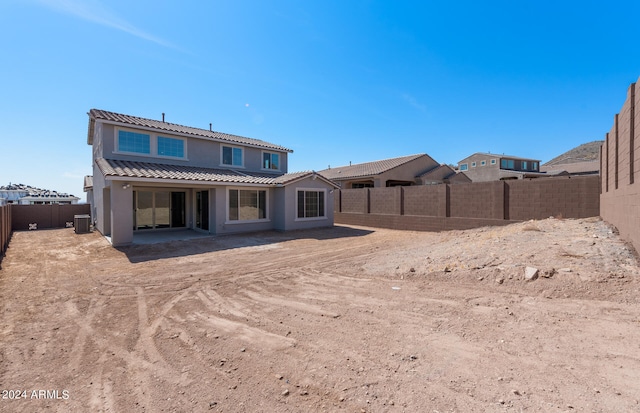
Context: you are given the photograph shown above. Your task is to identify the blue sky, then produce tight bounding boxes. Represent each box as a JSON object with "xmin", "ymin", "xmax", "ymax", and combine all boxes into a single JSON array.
[{"xmin": 1, "ymin": 0, "xmax": 639, "ymax": 199}]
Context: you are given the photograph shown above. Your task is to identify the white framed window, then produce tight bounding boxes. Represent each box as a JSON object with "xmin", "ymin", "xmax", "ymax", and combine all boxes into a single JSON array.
[
  {"xmin": 490, "ymin": 159, "xmax": 497, "ymax": 165},
  {"xmin": 296, "ymin": 189, "xmax": 326, "ymax": 220},
  {"xmin": 222, "ymin": 146, "xmax": 244, "ymax": 167},
  {"xmin": 471, "ymin": 162, "xmax": 477, "ymax": 168},
  {"xmin": 262, "ymin": 151, "xmax": 280, "ymax": 170},
  {"xmin": 460, "ymin": 163, "xmax": 468, "ymax": 171},
  {"xmin": 481, "ymin": 160, "xmax": 486, "ymax": 166},
  {"xmin": 227, "ymin": 188, "xmax": 268, "ymax": 222}
]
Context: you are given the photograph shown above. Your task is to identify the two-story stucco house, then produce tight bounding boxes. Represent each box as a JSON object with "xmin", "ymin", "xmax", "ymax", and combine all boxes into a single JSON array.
[
  {"xmin": 86, "ymin": 109, "xmax": 337, "ymax": 246},
  {"xmin": 457, "ymin": 153, "xmax": 545, "ymax": 182}
]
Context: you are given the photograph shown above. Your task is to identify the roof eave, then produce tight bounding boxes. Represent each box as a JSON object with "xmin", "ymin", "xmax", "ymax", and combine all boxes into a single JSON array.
[{"xmin": 92, "ymin": 115, "xmax": 293, "ymax": 153}]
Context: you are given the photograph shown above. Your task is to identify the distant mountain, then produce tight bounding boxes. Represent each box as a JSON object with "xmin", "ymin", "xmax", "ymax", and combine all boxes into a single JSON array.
[{"xmin": 543, "ymin": 140, "xmax": 604, "ymax": 166}]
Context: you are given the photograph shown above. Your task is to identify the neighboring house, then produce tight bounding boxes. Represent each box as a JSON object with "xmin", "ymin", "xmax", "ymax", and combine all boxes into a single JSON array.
[
  {"xmin": 86, "ymin": 109, "xmax": 337, "ymax": 246},
  {"xmin": 0, "ymin": 183, "xmax": 80, "ymax": 204},
  {"xmin": 540, "ymin": 140, "xmax": 602, "ymax": 177},
  {"xmin": 457, "ymin": 153, "xmax": 544, "ymax": 182},
  {"xmin": 319, "ymin": 154, "xmax": 446, "ymax": 188},
  {"xmin": 417, "ymin": 164, "xmax": 471, "ymax": 185}
]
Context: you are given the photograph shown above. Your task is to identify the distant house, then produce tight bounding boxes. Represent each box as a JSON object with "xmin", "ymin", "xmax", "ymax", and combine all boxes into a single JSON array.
[
  {"xmin": 86, "ymin": 109, "xmax": 338, "ymax": 246},
  {"xmin": 540, "ymin": 141, "xmax": 602, "ymax": 177},
  {"xmin": 0, "ymin": 184, "xmax": 80, "ymax": 204},
  {"xmin": 319, "ymin": 154, "xmax": 456, "ymax": 188},
  {"xmin": 457, "ymin": 153, "xmax": 544, "ymax": 182},
  {"xmin": 417, "ymin": 164, "xmax": 471, "ymax": 185}
]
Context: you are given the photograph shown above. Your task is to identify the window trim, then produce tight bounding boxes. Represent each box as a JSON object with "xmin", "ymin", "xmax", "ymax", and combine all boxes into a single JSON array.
[
  {"xmin": 471, "ymin": 162, "xmax": 477, "ymax": 168},
  {"xmin": 261, "ymin": 150, "xmax": 281, "ymax": 171},
  {"xmin": 225, "ymin": 187, "xmax": 269, "ymax": 224},
  {"xmin": 480, "ymin": 160, "xmax": 486, "ymax": 166},
  {"xmin": 295, "ymin": 188, "xmax": 327, "ymax": 222},
  {"xmin": 490, "ymin": 159, "xmax": 497, "ymax": 165},
  {"xmin": 221, "ymin": 145, "xmax": 245, "ymax": 168},
  {"xmin": 459, "ymin": 163, "xmax": 469, "ymax": 171}
]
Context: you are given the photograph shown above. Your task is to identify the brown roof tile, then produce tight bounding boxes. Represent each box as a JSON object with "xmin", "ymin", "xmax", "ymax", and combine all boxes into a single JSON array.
[
  {"xmin": 89, "ymin": 109, "xmax": 292, "ymax": 152},
  {"xmin": 95, "ymin": 158, "xmax": 335, "ymax": 187},
  {"xmin": 319, "ymin": 154, "xmax": 428, "ymax": 180}
]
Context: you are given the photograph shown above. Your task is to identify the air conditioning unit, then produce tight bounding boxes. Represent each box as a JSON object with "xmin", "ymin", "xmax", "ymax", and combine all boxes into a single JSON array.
[{"xmin": 74, "ymin": 214, "xmax": 91, "ymax": 234}]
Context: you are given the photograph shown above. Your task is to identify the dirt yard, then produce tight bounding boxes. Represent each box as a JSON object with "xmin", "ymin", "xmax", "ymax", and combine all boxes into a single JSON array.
[{"xmin": 1, "ymin": 217, "xmax": 639, "ymax": 412}]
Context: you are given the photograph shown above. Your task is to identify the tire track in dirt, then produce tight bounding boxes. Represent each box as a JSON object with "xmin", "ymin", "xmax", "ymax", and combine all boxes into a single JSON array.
[
  {"xmin": 66, "ymin": 297, "xmax": 107, "ymax": 372},
  {"xmin": 190, "ymin": 311, "xmax": 296, "ymax": 351}
]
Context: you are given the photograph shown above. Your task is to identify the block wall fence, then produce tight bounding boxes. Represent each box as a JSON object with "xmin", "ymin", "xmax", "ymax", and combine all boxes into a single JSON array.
[
  {"xmin": 0, "ymin": 204, "xmax": 11, "ymax": 268},
  {"xmin": 600, "ymin": 77, "xmax": 640, "ymax": 253},
  {"xmin": 334, "ymin": 176, "xmax": 600, "ymax": 232}
]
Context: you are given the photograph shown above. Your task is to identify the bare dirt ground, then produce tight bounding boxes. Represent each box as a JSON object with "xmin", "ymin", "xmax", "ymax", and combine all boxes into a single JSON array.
[{"xmin": 1, "ymin": 217, "xmax": 640, "ymax": 413}]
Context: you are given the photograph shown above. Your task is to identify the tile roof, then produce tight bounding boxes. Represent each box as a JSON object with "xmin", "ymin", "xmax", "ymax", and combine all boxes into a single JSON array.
[
  {"xmin": 540, "ymin": 160, "xmax": 600, "ymax": 175},
  {"xmin": 459, "ymin": 153, "xmax": 541, "ymax": 162},
  {"xmin": 418, "ymin": 164, "xmax": 455, "ymax": 180},
  {"xmin": 83, "ymin": 176, "xmax": 93, "ymax": 191},
  {"xmin": 89, "ymin": 109, "xmax": 292, "ymax": 152},
  {"xmin": 319, "ymin": 154, "xmax": 427, "ymax": 180},
  {"xmin": 95, "ymin": 158, "xmax": 335, "ymax": 187}
]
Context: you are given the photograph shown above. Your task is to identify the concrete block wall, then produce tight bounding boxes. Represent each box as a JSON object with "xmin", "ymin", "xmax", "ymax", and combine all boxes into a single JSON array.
[
  {"xmin": 601, "ymin": 78, "xmax": 640, "ymax": 253},
  {"xmin": 335, "ymin": 176, "xmax": 600, "ymax": 232},
  {"xmin": 369, "ymin": 187, "xmax": 401, "ymax": 215},
  {"xmin": 507, "ymin": 176, "xmax": 600, "ymax": 220},
  {"xmin": 403, "ymin": 185, "xmax": 446, "ymax": 216},
  {"xmin": 0, "ymin": 204, "xmax": 11, "ymax": 267},
  {"xmin": 340, "ymin": 189, "xmax": 368, "ymax": 213},
  {"xmin": 449, "ymin": 181, "xmax": 504, "ymax": 219}
]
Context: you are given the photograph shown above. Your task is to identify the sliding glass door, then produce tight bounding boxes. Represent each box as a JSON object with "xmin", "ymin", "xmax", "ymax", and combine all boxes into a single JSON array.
[{"xmin": 134, "ymin": 190, "xmax": 186, "ymax": 230}]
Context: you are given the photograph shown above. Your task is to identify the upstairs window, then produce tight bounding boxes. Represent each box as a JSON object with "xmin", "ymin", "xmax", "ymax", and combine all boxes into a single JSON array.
[
  {"xmin": 471, "ymin": 162, "xmax": 477, "ymax": 168},
  {"xmin": 532, "ymin": 162, "xmax": 539, "ymax": 171},
  {"xmin": 222, "ymin": 146, "xmax": 243, "ymax": 167},
  {"xmin": 263, "ymin": 152, "xmax": 280, "ymax": 170},
  {"xmin": 118, "ymin": 131, "xmax": 150, "ymax": 154},
  {"xmin": 460, "ymin": 163, "xmax": 468, "ymax": 171},
  {"xmin": 500, "ymin": 159, "xmax": 515, "ymax": 170},
  {"xmin": 490, "ymin": 159, "xmax": 497, "ymax": 165},
  {"xmin": 522, "ymin": 161, "xmax": 528, "ymax": 170},
  {"xmin": 158, "ymin": 136, "xmax": 185, "ymax": 158}
]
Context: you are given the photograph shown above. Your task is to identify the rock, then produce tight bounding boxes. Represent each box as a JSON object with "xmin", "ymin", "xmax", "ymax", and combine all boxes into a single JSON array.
[
  {"xmin": 524, "ymin": 266, "xmax": 539, "ymax": 281},
  {"xmin": 559, "ymin": 268, "xmax": 572, "ymax": 273},
  {"xmin": 409, "ymin": 267, "xmax": 416, "ymax": 273},
  {"xmin": 512, "ymin": 389, "xmax": 521, "ymax": 396},
  {"xmin": 275, "ymin": 374, "xmax": 283, "ymax": 380},
  {"xmin": 495, "ymin": 277, "xmax": 504, "ymax": 284},
  {"xmin": 282, "ymin": 389, "xmax": 290, "ymax": 396},
  {"xmin": 541, "ymin": 268, "xmax": 556, "ymax": 278}
]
